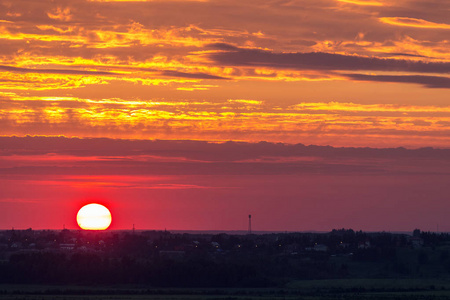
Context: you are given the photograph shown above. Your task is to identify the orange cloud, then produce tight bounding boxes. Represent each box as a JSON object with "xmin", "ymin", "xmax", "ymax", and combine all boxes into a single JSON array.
[
  {"xmin": 337, "ymin": 0, "xmax": 384, "ymax": 6},
  {"xmin": 0, "ymin": 21, "xmax": 215, "ymax": 49},
  {"xmin": 227, "ymin": 99, "xmax": 263, "ymax": 105},
  {"xmin": 379, "ymin": 17, "xmax": 450, "ymax": 29},
  {"xmin": 47, "ymin": 7, "xmax": 73, "ymax": 22}
]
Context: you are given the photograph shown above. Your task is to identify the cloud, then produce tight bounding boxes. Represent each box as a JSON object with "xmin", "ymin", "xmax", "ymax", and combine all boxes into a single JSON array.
[
  {"xmin": 0, "ymin": 64, "xmax": 228, "ymax": 91},
  {"xmin": 1, "ymin": 93, "xmax": 450, "ymax": 148},
  {"xmin": 381, "ymin": 53, "xmax": 430, "ymax": 59},
  {"xmin": 343, "ymin": 74, "xmax": 450, "ymax": 88},
  {"xmin": 47, "ymin": 7, "xmax": 73, "ymax": 22},
  {"xmin": 208, "ymin": 44, "xmax": 450, "ymax": 74},
  {"xmin": 0, "ymin": 137, "xmax": 449, "ymax": 179},
  {"xmin": 0, "ymin": 65, "xmax": 121, "ymax": 76},
  {"xmin": 160, "ymin": 70, "xmax": 229, "ymax": 80},
  {"xmin": 1, "ymin": 0, "xmax": 449, "ymax": 90},
  {"xmin": 379, "ymin": 17, "xmax": 450, "ymax": 29},
  {"xmin": 337, "ymin": 0, "xmax": 384, "ymax": 6},
  {"xmin": 1, "ymin": 136, "xmax": 449, "ymax": 160}
]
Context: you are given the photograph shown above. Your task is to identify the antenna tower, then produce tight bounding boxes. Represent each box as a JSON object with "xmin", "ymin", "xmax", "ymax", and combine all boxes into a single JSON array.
[{"xmin": 248, "ymin": 214, "xmax": 252, "ymax": 234}]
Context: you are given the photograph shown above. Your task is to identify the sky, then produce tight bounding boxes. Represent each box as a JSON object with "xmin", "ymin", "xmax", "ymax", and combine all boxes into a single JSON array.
[{"xmin": 0, "ymin": 0, "xmax": 449, "ymax": 231}]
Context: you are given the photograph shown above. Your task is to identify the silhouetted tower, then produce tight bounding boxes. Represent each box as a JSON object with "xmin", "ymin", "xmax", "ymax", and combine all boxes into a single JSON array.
[{"xmin": 248, "ymin": 214, "xmax": 252, "ymax": 234}]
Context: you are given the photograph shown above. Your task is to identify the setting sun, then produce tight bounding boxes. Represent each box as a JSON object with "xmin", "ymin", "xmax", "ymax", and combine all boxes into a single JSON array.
[{"xmin": 76, "ymin": 203, "xmax": 112, "ymax": 230}]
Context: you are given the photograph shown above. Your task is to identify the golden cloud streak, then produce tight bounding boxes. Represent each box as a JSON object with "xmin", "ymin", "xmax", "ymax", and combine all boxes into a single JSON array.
[
  {"xmin": 0, "ymin": 62, "xmax": 208, "ymax": 90},
  {"xmin": 379, "ymin": 17, "xmax": 450, "ymax": 29},
  {"xmin": 4, "ymin": 93, "xmax": 450, "ymax": 115},
  {"xmin": 1, "ymin": 53, "xmax": 204, "ymax": 77},
  {"xmin": 227, "ymin": 99, "xmax": 263, "ymax": 105},
  {"xmin": 0, "ymin": 72, "xmax": 109, "ymax": 90},
  {"xmin": 290, "ymin": 102, "xmax": 450, "ymax": 113},
  {"xmin": 0, "ymin": 22, "xmax": 213, "ymax": 49},
  {"xmin": 0, "ymin": 71, "xmax": 113, "ymax": 90},
  {"xmin": 0, "ymin": 93, "xmax": 220, "ymax": 107},
  {"xmin": 337, "ymin": 0, "xmax": 384, "ymax": 6},
  {"xmin": 0, "ymin": 26, "xmax": 86, "ymax": 43}
]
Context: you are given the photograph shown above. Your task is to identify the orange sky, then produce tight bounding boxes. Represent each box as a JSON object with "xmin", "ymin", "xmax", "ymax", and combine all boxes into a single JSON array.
[
  {"xmin": 0, "ymin": 0, "xmax": 449, "ymax": 147},
  {"xmin": 1, "ymin": 0, "xmax": 450, "ymax": 231}
]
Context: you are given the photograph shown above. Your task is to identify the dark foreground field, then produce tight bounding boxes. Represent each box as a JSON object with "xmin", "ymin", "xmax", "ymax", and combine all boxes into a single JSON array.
[{"xmin": 3, "ymin": 279, "xmax": 450, "ymax": 300}]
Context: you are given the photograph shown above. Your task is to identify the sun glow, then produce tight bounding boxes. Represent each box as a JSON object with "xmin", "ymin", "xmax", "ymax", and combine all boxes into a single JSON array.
[{"xmin": 76, "ymin": 203, "xmax": 112, "ymax": 230}]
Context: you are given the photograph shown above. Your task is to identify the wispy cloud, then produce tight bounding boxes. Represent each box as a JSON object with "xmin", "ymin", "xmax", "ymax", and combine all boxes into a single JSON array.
[{"xmin": 379, "ymin": 17, "xmax": 450, "ymax": 29}]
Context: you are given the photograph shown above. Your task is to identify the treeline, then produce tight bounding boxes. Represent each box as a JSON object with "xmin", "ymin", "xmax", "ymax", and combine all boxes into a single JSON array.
[
  {"xmin": 0, "ymin": 251, "xmax": 338, "ymax": 287},
  {"xmin": 2, "ymin": 229, "xmax": 450, "ymax": 287}
]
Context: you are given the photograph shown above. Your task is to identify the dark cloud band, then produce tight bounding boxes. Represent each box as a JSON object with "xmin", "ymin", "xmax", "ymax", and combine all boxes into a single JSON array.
[
  {"xmin": 207, "ymin": 43, "xmax": 450, "ymax": 74},
  {"xmin": 343, "ymin": 73, "xmax": 450, "ymax": 88}
]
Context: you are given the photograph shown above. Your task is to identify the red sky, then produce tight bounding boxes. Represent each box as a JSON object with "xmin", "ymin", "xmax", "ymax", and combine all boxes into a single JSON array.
[
  {"xmin": 0, "ymin": 0, "xmax": 449, "ymax": 231},
  {"xmin": 1, "ymin": 137, "xmax": 449, "ymax": 232}
]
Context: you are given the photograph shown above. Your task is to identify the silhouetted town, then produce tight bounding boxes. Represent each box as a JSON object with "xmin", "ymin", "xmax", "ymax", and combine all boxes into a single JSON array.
[{"xmin": 1, "ymin": 228, "xmax": 450, "ymax": 288}]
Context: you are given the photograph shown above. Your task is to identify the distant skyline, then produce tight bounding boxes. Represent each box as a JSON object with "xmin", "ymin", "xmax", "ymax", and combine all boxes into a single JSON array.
[{"xmin": 0, "ymin": 0, "xmax": 449, "ymax": 231}]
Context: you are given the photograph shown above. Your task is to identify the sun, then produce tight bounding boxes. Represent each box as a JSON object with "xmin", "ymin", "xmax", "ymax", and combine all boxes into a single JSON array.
[{"xmin": 77, "ymin": 203, "xmax": 112, "ymax": 230}]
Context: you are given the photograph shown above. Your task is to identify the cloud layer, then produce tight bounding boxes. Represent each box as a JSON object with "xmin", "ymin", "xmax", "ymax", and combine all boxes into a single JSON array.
[{"xmin": 1, "ymin": 0, "xmax": 449, "ymax": 147}]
